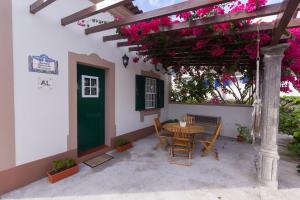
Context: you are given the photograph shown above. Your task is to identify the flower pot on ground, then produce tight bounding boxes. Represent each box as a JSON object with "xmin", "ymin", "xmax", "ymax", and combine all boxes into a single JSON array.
[
  {"xmin": 116, "ymin": 138, "xmax": 133, "ymax": 152},
  {"xmin": 235, "ymin": 123, "xmax": 252, "ymax": 144},
  {"xmin": 237, "ymin": 135, "xmax": 245, "ymax": 143},
  {"xmin": 47, "ymin": 158, "xmax": 78, "ymax": 183}
]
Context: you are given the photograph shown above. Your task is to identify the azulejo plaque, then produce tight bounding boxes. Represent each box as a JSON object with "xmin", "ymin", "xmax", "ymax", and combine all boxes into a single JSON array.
[{"xmin": 28, "ymin": 54, "xmax": 58, "ymax": 75}]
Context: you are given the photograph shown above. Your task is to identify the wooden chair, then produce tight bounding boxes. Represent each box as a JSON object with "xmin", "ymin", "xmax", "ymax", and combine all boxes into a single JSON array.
[
  {"xmin": 199, "ymin": 122, "xmax": 222, "ymax": 160},
  {"xmin": 184, "ymin": 115, "xmax": 195, "ymax": 125},
  {"xmin": 170, "ymin": 127, "xmax": 195, "ymax": 161},
  {"xmin": 153, "ymin": 118, "xmax": 172, "ymax": 150}
]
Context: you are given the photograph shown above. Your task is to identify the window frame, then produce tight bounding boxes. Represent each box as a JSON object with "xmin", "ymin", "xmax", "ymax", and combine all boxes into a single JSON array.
[
  {"xmin": 81, "ymin": 75, "xmax": 99, "ymax": 98},
  {"xmin": 145, "ymin": 77, "xmax": 157, "ymax": 110}
]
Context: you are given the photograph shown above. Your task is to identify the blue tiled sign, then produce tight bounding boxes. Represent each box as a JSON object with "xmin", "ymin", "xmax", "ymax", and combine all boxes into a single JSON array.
[{"xmin": 28, "ymin": 54, "xmax": 58, "ymax": 75}]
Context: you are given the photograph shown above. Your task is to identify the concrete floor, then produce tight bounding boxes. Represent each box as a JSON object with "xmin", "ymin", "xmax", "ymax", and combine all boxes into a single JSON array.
[{"xmin": 2, "ymin": 134, "xmax": 300, "ymax": 200}]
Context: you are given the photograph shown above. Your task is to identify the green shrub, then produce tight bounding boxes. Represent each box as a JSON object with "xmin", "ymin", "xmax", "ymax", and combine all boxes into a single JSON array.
[
  {"xmin": 280, "ymin": 96, "xmax": 300, "ymax": 174},
  {"xmin": 116, "ymin": 138, "xmax": 129, "ymax": 147},
  {"xmin": 52, "ymin": 158, "xmax": 76, "ymax": 173},
  {"xmin": 279, "ymin": 96, "xmax": 300, "ymax": 135},
  {"xmin": 280, "ymin": 96, "xmax": 300, "ymax": 155},
  {"xmin": 235, "ymin": 123, "xmax": 252, "ymax": 143},
  {"xmin": 64, "ymin": 158, "xmax": 76, "ymax": 168}
]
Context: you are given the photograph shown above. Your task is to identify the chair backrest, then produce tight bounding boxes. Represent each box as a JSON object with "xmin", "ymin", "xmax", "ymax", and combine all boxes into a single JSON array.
[
  {"xmin": 184, "ymin": 115, "xmax": 195, "ymax": 125},
  {"xmin": 208, "ymin": 122, "xmax": 222, "ymax": 145},
  {"xmin": 154, "ymin": 118, "xmax": 162, "ymax": 137},
  {"xmin": 187, "ymin": 114, "xmax": 221, "ymax": 125},
  {"xmin": 172, "ymin": 127, "xmax": 192, "ymax": 139}
]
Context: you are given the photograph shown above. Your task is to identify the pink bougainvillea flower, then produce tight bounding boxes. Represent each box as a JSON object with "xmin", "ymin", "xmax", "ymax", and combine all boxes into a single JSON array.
[
  {"xmin": 150, "ymin": 18, "xmax": 160, "ymax": 32},
  {"xmin": 178, "ymin": 28, "xmax": 192, "ymax": 36},
  {"xmin": 244, "ymin": 44, "xmax": 257, "ymax": 59},
  {"xmin": 176, "ymin": 11, "xmax": 192, "ymax": 21},
  {"xmin": 168, "ymin": 50, "xmax": 177, "ymax": 57},
  {"xmin": 133, "ymin": 57, "xmax": 139, "ymax": 63},
  {"xmin": 232, "ymin": 48, "xmax": 242, "ymax": 58},
  {"xmin": 221, "ymin": 73, "xmax": 237, "ymax": 83},
  {"xmin": 245, "ymin": 0, "xmax": 267, "ymax": 12},
  {"xmin": 213, "ymin": 22, "xmax": 230, "ymax": 32},
  {"xmin": 114, "ymin": 16, "xmax": 121, "ymax": 21},
  {"xmin": 208, "ymin": 96, "xmax": 221, "ymax": 104},
  {"xmin": 127, "ymin": 24, "xmax": 140, "ymax": 42},
  {"xmin": 141, "ymin": 44, "xmax": 148, "ymax": 51},
  {"xmin": 196, "ymin": 6, "xmax": 216, "ymax": 17},
  {"xmin": 151, "ymin": 57, "xmax": 160, "ymax": 65},
  {"xmin": 140, "ymin": 22, "xmax": 151, "ymax": 36},
  {"xmin": 160, "ymin": 16, "xmax": 171, "ymax": 26},
  {"xmin": 280, "ymin": 82, "xmax": 292, "ymax": 93},
  {"xmin": 195, "ymin": 40, "xmax": 208, "ymax": 50},
  {"xmin": 211, "ymin": 45, "xmax": 225, "ymax": 57},
  {"xmin": 192, "ymin": 27, "xmax": 204, "ymax": 37}
]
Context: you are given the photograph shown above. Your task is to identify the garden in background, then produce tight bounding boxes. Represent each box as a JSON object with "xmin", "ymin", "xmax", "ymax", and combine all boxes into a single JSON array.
[{"xmin": 279, "ymin": 96, "xmax": 300, "ymax": 173}]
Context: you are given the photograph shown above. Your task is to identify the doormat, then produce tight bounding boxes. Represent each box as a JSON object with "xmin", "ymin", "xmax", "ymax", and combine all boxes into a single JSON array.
[{"xmin": 84, "ymin": 154, "xmax": 113, "ymax": 168}]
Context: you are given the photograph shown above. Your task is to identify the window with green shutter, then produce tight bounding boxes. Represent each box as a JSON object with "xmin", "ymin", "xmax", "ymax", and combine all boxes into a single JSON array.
[
  {"xmin": 135, "ymin": 75, "xmax": 145, "ymax": 111},
  {"xmin": 157, "ymin": 79, "xmax": 165, "ymax": 108},
  {"xmin": 135, "ymin": 75, "xmax": 164, "ymax": 111}
]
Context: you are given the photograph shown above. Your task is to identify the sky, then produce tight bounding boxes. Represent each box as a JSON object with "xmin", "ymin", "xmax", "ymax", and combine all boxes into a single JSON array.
[{"xmin": 134, "ymin": 0, "xmax": 283, "ymax": 12}]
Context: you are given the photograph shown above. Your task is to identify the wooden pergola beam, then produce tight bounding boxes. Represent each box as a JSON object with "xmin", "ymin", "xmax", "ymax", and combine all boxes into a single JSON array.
[
  {"xmin": 153, "ymin": 3, "xmax": 285, "ymax": 35},
  {"xmin": 271, "ymin": 0, "xmax": 300, "ymax": 45},
  {"xmin": 85, "ymin": 0, "xmax": 233, "ymax": 34},
  {"xmin": 103, "ymin": 16, "xmax": 300, "ymax": 43},
  {"xmin": 125, "ymin": 39, "xmax": 255, "ymax": 49},
  {"xmin": 162, "ymin": 57, "xmax": 250, "ymax": 61},
  {"xmin": 126, "ymin": 18, "xmax": 300, "ymax": 53},
  {"xmin": 103, "ymin": 34, "xmax": 127, "ymax": 42},
  {"xmin": 61, "ymin": 0, "xmax": 132, "ymax": 26},
  {"xmin": 165, "ymin": 62, "xmax": 251, "ymax": 66},
  {"xmin": 117, "ymin": 41, "xmax": 137, "ymax": 47},
  {"xmin": 30, "ymin": 0, "xmax": 56, "ymax": 14}
]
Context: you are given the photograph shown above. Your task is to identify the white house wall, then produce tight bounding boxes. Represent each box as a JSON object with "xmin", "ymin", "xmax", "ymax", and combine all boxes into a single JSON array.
[
  {"xmin": 168, "ymin": 103, "xmax": 253, "ymax": 138},
  {"xmin": 12, "ymin": 0, "xmax": 168, "ymax": 165}
]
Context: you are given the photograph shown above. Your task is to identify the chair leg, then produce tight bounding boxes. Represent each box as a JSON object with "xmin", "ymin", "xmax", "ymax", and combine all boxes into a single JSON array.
[{"xmin": 214, "ymin": 149, "xmax": 219, "ymax": 160}]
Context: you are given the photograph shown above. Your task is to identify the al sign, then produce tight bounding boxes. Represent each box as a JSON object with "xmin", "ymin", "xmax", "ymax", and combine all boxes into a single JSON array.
[
  {"xmin": 28, "ymin": 54, "xmax": 58, "ymax": 75},
  {"xmin": 38, "ymin": 78, "xmax": 53, "ymax": 90}
]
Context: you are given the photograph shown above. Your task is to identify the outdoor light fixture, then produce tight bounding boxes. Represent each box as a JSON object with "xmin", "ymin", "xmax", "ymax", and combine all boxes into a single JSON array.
[{"xmin": 122, "ymin": 54, "xmax": 129, "ymax": 68}]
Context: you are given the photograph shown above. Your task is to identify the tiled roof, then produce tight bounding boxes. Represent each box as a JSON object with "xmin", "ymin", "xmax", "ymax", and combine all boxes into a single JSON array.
[{"xmin": 123, "ymin": 1, "xmax": 143, "ymax": 15}]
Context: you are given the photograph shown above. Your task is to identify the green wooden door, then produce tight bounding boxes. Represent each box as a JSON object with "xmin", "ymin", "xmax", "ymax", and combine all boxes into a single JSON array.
[{"xmin": 77, "ymin": 64, "xmax": 105, "ymax": 153}]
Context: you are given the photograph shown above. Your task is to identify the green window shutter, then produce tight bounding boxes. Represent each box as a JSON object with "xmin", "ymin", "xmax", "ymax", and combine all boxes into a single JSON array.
[
  {"xmin": 136, "ymin": 75, "xmax": 146, "ymax": 111},
  {"xmin": 157, "ymin": 79, "xmax": 165, "ymax": 108}
]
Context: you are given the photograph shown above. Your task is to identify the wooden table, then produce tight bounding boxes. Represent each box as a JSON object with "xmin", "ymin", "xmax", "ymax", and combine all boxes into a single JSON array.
[{"xmin": 162, "ymin": 123, "xmax": 205, "ymax": 134}]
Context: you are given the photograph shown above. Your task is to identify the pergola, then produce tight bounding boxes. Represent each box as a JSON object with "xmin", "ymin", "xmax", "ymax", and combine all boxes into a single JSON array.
[{"xmin": 30, "ymin": 0, "xmax": 300, "ymax": 189}]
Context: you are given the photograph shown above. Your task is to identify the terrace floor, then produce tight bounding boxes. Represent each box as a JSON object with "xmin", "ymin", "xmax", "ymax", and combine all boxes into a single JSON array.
[{"xmin": 2, "ymin": 134, "xmax": 300, "ymax": 200}]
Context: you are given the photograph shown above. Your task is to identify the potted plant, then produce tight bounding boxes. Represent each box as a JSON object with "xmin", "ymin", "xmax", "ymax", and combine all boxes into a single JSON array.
[
  {"xmin": 116, "ymin": 138, "xmax": 132, "ymax": 152},
  {"xmin": 235, "ymin": 123, "xmax": 252, "ymax": 143},
  {"xmin": 47, "ymin": 158, "xmax": 78, "ymax": 183}
]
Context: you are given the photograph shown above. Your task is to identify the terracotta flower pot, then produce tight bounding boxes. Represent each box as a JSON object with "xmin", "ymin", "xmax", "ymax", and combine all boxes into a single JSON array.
[
  {"xmin": 237, "ymin": 135, "xmax": 245, "ymax": 143},
  {"xmin": 116, "ymin": 142, "xmax": 133, "ymax": 152},
  {"xmin": 47, "ymin": 164, "xmax": 79, "ymax": 183}
]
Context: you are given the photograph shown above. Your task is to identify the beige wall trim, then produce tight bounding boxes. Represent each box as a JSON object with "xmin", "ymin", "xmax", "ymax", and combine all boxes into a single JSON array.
[
  {"xmin": 68, "ymin": 52, "xmax": 116, "ymax": 151},
  {"xmin": 0, "ymin": 125, "xmax": 155, "ymax": 195},
  {"xmin": 0, "ymin": 150, "xmax": 77, "ymax": 195},
  {"xmin": 111, "ymin": 125, "xmax": 155, "ymax": 147},
  {"xmin": 0, "ymin": 0, "xmax": 16, "ymax": 171}
]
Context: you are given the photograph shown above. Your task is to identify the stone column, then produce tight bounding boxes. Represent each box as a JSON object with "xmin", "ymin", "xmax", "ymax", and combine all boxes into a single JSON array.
[{"xmin": 258, "ymin": 43, "xmax": 290, "ymax": 188}]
